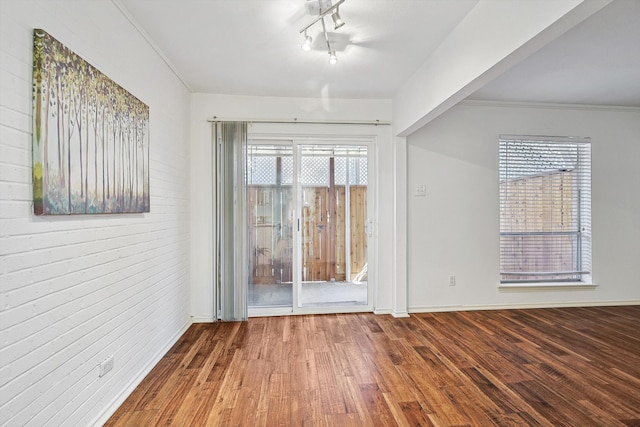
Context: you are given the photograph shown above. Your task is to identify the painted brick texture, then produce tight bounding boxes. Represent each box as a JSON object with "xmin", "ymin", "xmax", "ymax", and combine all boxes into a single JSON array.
[{"xmin": 0, "ymin": 1, "xmax": 191, "ymax": 425}]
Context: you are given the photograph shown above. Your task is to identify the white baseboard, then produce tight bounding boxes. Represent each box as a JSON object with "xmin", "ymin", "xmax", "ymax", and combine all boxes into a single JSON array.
[
  {"xmin": 408, "ymin": 300, "xmax": 640, "ymax": 314},
  {"xmin": 191, "ymin": 315, "xmax": 216, "ymax": 323},
  {"xmin": 373, "ymin": 308, "xmax": 392, "ymax": 315},
  {"xmin": 391, "ymin": 311, "xmax": 410, "ymax": 318},
  {"xmin": 89, "ymin": 318, "xmax": 193, "ymax": 427}
]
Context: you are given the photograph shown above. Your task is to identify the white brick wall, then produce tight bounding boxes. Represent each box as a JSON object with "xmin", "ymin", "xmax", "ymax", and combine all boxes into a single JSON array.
[{"xmin": 0, "ymin": 1, "xmax": 191, "ymax": 425}]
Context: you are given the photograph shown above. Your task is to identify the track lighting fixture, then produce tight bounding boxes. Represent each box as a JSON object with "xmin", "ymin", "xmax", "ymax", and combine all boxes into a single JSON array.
[
  {"xmin": 299, "ymin": 0, "xmax": 346, "ymax": 64},
  {"xmin": 301, "ymin": 33, "xmax": 313, "ymax": 51},
  {"xmin": 328, "ymin": 51, "xmax": 338, "ymax": 65},
  {"xmin": 331, "ymin": 10, "xmax": 344, "ymax": 30}
]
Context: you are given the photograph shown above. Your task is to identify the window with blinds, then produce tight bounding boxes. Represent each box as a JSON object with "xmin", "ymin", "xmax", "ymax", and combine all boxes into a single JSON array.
[{"xmin": 499, "ymin": 135, "xmax": 592, "ymax": 283}]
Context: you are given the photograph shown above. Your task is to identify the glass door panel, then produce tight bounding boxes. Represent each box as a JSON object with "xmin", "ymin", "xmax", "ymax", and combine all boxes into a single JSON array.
[
  {"xmin": 247, "ymin": 144, "xmax": 293, "ymax": 308},
  {"xmin": 298, "ymin": 145, "xmax": 369, "ymax": 308}
]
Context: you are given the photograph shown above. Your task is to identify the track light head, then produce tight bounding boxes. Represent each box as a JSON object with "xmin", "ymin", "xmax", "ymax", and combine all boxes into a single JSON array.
[
  {"xmin": 328, "ymin": 51, "xmax": 338, "ymax": 65},
  {"xmin": 331, "ymin": 10, "xmax": 345, "ymax": 29},
  {"xmin": 301, "ymin": 34, "xmax": 313, "ymax": 51}
]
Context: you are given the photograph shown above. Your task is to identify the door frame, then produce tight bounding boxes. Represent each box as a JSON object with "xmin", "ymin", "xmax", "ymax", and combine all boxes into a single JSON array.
[{"xmin": 247, "ymin": 124, "xmax": 379, "ymax": 317}]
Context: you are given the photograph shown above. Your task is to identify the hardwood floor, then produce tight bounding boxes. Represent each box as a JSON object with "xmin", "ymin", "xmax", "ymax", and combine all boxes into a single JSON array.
[{"xmin": 106, "ymin": 306, "xmax": 640, "ymax": 426}]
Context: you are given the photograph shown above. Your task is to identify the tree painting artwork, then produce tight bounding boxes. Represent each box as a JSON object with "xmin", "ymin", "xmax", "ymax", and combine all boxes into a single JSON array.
[{"xmin": 32, "ymin": 29, "xmax": 150, "ymax": 215}]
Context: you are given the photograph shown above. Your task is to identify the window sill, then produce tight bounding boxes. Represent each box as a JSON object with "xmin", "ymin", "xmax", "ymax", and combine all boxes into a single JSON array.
[{"xmin": 498, "ymin": 282, "xmax": 598, "ymax": 292}]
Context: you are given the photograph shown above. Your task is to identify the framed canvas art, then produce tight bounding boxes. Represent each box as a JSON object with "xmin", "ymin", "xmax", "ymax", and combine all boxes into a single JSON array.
[{"xmin": 32, "ymin": 29, "xmax": 150, "ymax": 215}]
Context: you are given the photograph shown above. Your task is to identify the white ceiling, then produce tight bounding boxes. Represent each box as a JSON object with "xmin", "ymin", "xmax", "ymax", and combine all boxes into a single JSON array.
[
  {"xmin": 468, "ymin": 0, "xmax": 640, "ymax": 107},
  {"xmin": 118, "ymin": 0, "xmax": 640, "ymax": 107}
]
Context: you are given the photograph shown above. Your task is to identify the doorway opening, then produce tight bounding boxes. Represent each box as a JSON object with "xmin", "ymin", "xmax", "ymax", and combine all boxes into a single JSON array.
[{"xmin": 246, "ymin": 141, "xmax": 371, "ymax": 314}]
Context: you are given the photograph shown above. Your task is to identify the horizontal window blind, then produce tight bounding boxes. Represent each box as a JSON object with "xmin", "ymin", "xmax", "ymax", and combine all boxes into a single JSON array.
[{"xmin": 499, "ymin": 135, "xmax": 591, "ymax": 283}]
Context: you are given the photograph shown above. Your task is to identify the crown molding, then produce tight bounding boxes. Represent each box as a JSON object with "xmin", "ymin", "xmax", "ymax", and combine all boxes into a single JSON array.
[
  {"xmin": 460, "ymin": 99, "xmax": 640, "ymax": 113},
  {"xmin": 111, "ymin": 0, "xmax": 193, "ymax": 92}
]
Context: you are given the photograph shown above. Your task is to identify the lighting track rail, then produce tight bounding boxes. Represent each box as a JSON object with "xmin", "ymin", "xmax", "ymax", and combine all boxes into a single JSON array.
[
  {"xmin": 299, "ymin": 0, "xmax": 346, "ymax": 64},
  {"xmin": 299, "ymin": 0, "xmax": 346, "ymax": 34}
]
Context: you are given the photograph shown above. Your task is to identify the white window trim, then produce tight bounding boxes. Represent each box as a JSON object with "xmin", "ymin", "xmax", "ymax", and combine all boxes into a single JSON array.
[
  {"xmin": 498, "ymin": 282, "xmax": 598, "ymax": 292},
  {"xmin": 498, "ymin": 134, "xmax": 593, "ymax": 287}
]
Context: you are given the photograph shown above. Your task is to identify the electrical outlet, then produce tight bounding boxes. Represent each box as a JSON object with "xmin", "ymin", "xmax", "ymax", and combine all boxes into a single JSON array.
[
  {"xmin": 449, "ymin": 275, "xmax": 456, "ymax": 286},
  {"xmin": 99, "ymin": 355, "xmax": 114, "ymax": 377},
  {"xmin": 415, "ymin": 185, "xmax": 426, "ymax": 197}
]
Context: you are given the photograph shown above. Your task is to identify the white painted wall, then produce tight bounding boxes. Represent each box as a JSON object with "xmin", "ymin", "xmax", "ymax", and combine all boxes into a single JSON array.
[
  {"xmin": 406, "ymin": 101, "xmax": 640, "ymax": 311},
  {"xmin": 0, "ymin": 1, "xmax": 191, "ymax": 425},
  {"xmin": 190, "ymin": 94, "xmax": 395, "ymax": 320}
]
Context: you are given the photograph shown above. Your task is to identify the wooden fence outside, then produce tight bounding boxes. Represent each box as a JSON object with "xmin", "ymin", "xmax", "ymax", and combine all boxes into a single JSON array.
[
  {"xmin": 500, "ymin": 170, "xmax": 577, "ymax": 281},
  {"xmin": 249, "ymin": 185, "xmax": 367, "ymax": 285}
]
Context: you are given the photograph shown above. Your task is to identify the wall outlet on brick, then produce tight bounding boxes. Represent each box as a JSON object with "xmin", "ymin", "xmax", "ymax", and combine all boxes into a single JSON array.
[{"xmin": 99, "ymin": 355, "xmax": 114, "ymax": 377}]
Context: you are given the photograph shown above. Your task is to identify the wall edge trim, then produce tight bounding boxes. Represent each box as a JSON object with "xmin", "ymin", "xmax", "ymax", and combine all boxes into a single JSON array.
[
  {"xmin": 88, "ymin": 318, "xmax": 193, "ymax": 427},
  {"xmin": 408, "ymin": 300, "xmax": 640, "ymax": 313}
]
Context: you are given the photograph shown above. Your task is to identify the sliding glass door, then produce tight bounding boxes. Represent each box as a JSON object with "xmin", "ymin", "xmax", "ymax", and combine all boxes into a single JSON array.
[
  {"xmin": 298, "ymin": 145, "xmax": 369, "ymax": 308},
  {"xmin": 246, "ymin": 144, "xmax": 294, "ymax": 308},
  {"xmin": 247, "ymin": 140, "xmax": 372, "ymax": 314}
]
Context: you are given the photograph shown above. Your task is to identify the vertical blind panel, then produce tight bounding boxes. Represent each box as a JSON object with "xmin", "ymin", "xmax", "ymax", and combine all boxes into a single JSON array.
[
  {"xmin": 499, "ymin": 137, "xmax": 591, "ymax": 282},
  {"xmin": 216, "ymin": 122, "xmax": 249, "ymax": 321}
]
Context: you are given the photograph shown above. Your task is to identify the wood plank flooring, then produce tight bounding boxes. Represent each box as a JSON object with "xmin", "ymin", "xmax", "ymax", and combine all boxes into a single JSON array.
[{"xmin": 106, "ymin": 306, "xmax": 640, "ymax": 426}]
